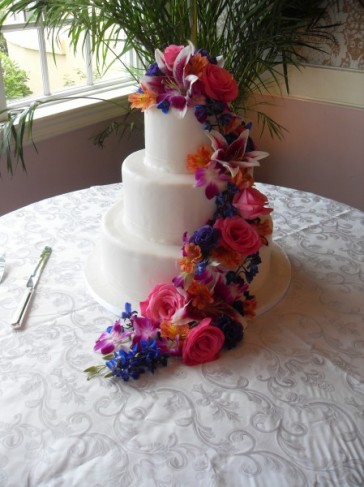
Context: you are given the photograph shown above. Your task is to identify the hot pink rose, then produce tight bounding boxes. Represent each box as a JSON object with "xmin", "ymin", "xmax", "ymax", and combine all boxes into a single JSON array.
[
  {"xmin": 163, "ymin": 44, "xmax": 184, "ymax": 70},
  {"xmin": 233, "ymin": 187, "xmax": 273, "ymax": 220},
  {"xmin": 200, "ymin": 64, "xmax": 239, "ymax": 102},
  {"xmin": 214, "ymin": 216, "xmax": 261, "ymax": 255},
  {"xmin": 182, "ymin": 318, "xmax": 225, "ymax": 366},
  {"xmin": 140, "ymin": 283, "xmax": 185, "ymax": 323}
]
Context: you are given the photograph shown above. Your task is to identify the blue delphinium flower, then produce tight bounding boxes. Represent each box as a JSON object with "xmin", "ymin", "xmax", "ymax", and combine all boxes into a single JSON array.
[
  {"xmin": 157, "ymin": 99, "xmax": 170, "ymax": 114},
  {"xmin": 121, "ymin": 302, "xmax": 137, "ymax": 321},
  {"xmin": 195, "ymin": 259, "xmax": 209, "ymax": 275},
  {"xmin": 243, "ymin": 253, "xmax": 262, "ymax": 284},
  {"xmin": 225, "ymin": 271, "xmax": 245, "ymax": 287},
  {"xmin": 214, "ymin": 184, "xmax": 240, "ymax": 219},
  {"xmin": 105, "ymin": 340, "xmax": 168, "ymax": 381}
]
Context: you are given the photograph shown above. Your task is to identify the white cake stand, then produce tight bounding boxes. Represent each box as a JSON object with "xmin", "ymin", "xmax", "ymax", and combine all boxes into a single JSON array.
[
  {"xmin": 254, "ymin": 242, "xmax": 291, "ymax": 316},
  {"xmin": 85, "ymin": 241, "xmax": 291, "ymax": 317}
]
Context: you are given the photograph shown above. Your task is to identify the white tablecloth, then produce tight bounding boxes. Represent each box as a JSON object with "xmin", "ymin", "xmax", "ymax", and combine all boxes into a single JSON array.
[{"xmin": 0, "ymin": 183, "xmax": 363, "ymax": 487}]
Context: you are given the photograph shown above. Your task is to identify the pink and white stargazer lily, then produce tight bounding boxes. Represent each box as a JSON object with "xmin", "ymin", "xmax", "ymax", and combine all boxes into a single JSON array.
[
  {"xmin": 142, "ymin": 42, "xmax": 200, "ymax": 116},
  {"xmin": 207, "ymin": 129, "xmax": 269, "ymax": 176}
]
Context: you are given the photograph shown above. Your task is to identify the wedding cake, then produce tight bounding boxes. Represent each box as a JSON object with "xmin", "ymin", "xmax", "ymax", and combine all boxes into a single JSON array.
[{"xmin": 85, "ymin": 43, "xmax": 291, "ymax": 380}]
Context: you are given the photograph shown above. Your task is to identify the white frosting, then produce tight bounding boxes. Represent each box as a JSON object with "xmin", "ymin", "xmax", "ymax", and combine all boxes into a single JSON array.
[
  {"xmin": 122, "ymin": 150, "xmax": 216, "ymax": 244},
  {"xmin": 100, "ymin": 198, "xmax": 181, "ymax": 304},
  {"xmin": 95, "ymin": 106, "xmax": 273, "ymax": 308},
  {"xmin": 144, "ymin": 108, "xmax": 210, "ymax": 174}
]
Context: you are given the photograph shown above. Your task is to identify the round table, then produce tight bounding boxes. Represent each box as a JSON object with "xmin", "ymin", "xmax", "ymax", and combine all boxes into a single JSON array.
[{"xmin": 0, "ymin": 183, "xmax": 363, "ymax": 486}]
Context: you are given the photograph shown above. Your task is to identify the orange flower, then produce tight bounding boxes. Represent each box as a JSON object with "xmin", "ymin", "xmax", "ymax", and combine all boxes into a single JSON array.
[
  {"xmin": 185, "ymin": 53, "xmax": 209, "ymax": 78},
  {"xmin": 178, "ymin": 243, "xmax": 202, "ymax": 273},
  {"xmin": 243, "ymin": 296, "xmax": 257, "ymax": 319},
  {"xmin": 184, "ymin": 243, "xmax": 202, "ymax": 261},
  {"xmin": 255, "ymin": 217, "xmax": 273, "ymax": 238},
  {"xmin": 187, "ymin": 280, "xmax": 213, "ymax": 310},
  {"xmin": 211, "ymin": 245, "xmax": 243, "ymax": 269},
  {"xmin": 128, "ymin": 84, "xmax": 157, "ymax": 111},
  {"xmin": 231, "ymin": 168, "xmax": 254, "ymax": 190},
  {"xmin": 178, "ymin": 256, "xmax": 196, "ymax": 274},
  {"xmin": 186, "ymin": 146, "xmax": 213, "ymax": 173},
  {"xmin": 160, "ymin": 320, "xmax": 190, "ymax": 340}
]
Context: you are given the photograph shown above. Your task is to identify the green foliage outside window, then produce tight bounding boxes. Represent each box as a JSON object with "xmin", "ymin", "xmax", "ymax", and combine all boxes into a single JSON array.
[{"xmin": 0, "ymin": 52, "xmax": 32, "ymax": 99}]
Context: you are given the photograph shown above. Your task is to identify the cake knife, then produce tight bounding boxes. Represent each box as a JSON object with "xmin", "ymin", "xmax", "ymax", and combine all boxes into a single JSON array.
[{"xmin": 11, "ymin": 246, "xmax": 52, "ymax": 330}]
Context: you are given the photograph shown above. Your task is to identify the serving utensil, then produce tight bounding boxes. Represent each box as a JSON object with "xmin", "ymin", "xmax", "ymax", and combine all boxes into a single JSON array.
[{"xmin": 11, "ymin": 246, "xmax": 52, "ymax": 330}]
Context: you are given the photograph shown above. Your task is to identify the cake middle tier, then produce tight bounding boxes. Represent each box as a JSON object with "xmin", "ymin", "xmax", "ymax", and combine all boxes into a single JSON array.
[{"xmin": 122, "ymin": 150, "xmax": 216, "ymax": 244}]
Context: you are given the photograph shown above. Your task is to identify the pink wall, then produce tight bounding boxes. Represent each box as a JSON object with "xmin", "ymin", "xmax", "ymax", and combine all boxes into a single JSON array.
[
  {"xmin": 251, "ymin": 96, "xmax": 364, "ymax": 211},
  {"xmin": 1, "ymin": 96, "xmax": 363, "ymax": 216},
  {"xmin": 0, "ymin": 112, "xmax": 144, "ymax": 216}
]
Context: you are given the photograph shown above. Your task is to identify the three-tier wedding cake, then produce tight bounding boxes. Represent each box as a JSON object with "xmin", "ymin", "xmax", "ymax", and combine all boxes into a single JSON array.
[{"xmin": 85, "ymin": 43, "xmax": 291, "ymax": 379}]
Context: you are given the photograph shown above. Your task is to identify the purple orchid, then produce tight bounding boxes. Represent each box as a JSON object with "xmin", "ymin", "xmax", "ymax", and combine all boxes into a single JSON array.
[
  {"xmin": 195, "ymin": 161, "xmax": 230, "ymax": 199},
  {"xmin": 94, "ymin": 320, "xmax": 133, "ymax": 355},
  {"xmin": 131, "ymin": 316, "xmax": 160, "ymax": 345}
]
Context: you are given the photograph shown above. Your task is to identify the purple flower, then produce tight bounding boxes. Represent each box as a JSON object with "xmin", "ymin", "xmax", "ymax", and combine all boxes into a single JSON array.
[
  {"xmin": 94, "ymin": 320, "xmax": 133, "ymax": 355},
  {"xmin": 131, "ymin": 316, "xmax": 159, "ymax": 345},
  {"xmin": 146, "ymin": 62, "xmax": 164, "ymax": 76},
  {"xmin": 195, "ymin": 161, "xmax": 229, "ymax": 199},
  {"xmin": 189, "ymin": 225, "xmax": 219, "ymax": 254}
]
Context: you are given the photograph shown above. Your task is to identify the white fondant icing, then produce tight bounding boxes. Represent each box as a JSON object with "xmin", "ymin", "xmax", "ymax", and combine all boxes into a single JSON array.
[
  {"xmin": 100, "ymin": 198, "xmax": 181, "ymax": 304},
  {"xmin": 144, "ymin": 108, "xmax": 210, "ymax": 174},
  {"xmin": 122, "ymin": 150, "xmax": 216, "ymax": 244}
]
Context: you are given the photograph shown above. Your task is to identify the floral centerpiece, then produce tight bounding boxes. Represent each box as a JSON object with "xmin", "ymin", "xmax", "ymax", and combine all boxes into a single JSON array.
[{"xmin": 85, "ymin": 42, "xmax": 272, "ymax": 382}]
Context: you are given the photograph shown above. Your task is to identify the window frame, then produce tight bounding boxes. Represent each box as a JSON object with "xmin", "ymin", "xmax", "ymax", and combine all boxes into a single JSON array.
[{"xmin": 0, "ymin": 13, "xmax": 138, "ymax": 143}]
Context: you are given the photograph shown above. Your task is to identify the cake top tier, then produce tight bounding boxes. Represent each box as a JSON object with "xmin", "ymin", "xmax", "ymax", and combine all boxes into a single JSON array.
[
  {"xmin": 129, "ymin": 42, "xmax": 269, "ymax": 178},
  {"xmin": 144, "ymin": 107, "xmax": 209, "ymax": 174}
]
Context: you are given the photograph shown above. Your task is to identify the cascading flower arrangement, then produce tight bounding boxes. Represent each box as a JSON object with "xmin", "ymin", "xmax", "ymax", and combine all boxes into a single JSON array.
[{"xmin": 85, "ymin": 42, "xmax": 273, "ymax": 382}]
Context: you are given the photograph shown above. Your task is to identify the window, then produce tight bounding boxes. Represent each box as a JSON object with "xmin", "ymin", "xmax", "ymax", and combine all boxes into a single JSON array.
[{"xmin": 0, "ymin": 9, "xmax": 137, "ymax": 136}]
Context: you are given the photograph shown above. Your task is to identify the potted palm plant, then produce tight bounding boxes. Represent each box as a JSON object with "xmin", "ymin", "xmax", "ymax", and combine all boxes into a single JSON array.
[{"xmin": 0, "ymin": 0, "xmax": 338, "ymax": 173}]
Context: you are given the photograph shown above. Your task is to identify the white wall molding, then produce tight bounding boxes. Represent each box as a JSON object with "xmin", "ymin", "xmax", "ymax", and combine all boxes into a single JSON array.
[{"xmin": 279, "ymin": 65, "xmax": 364, "ymax": 109}]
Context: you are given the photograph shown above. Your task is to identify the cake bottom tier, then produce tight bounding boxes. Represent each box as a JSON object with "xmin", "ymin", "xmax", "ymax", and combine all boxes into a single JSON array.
[{"xmin": 85, "ymin": 198, "xmax": 290, "ymax": 315}]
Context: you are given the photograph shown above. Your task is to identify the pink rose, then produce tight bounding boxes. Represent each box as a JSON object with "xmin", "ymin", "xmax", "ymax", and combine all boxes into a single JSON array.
[
  {"xmin": 140, "ymin": 283, "xmax": 185, "ymax": 322},
  {"xmin": 214, "ymin": 216, "xmax": 261, "ymax": 255},
  {"xmin": 233, "ymin": 187, "xmax": 273, "ymax": 220},
  {"xmin": 163, "ymin": 45, "xmax": 184, "ymax": 70},
  {"xmin": 200, "ymin": 64, "xmax": 239, "ymax": 102},
  {"xmin": 182, "ymin": 318, "xmax": 225, "ymax": 366}
]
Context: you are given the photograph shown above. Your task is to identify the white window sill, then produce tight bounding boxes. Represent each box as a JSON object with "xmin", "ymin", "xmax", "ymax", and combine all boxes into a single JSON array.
[{"xmin": 21, "ymin": 82, "xmax": 136, "ymax": 145}]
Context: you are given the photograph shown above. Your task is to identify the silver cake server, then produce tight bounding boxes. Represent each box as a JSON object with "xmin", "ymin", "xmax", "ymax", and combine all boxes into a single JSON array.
[
  {"xmin": 0, "ymin": 253, "xmax": 5, "ymax": 283},
  {"xmin": 11, "ymin": 246, "xmax": 52, "ymax": 330}
]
